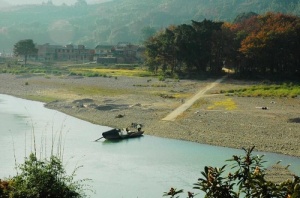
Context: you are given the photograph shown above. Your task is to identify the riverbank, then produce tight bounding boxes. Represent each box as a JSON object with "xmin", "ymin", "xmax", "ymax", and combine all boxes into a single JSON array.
[{"xmin": 0, "ymin": 73, "xmax": 299, "ymax": 180}]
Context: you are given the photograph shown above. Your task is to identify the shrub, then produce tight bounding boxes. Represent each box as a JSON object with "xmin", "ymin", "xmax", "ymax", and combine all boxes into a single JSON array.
[
  {"xmin": 158, "ymin": 75, "xmax": 165, "ymax": 81},
  {"xmin": 164, "ymin": 146, "xmax": 300, "ymax": 198},
  {"xmin": 5, "ymin": 153, "xmax": 88, "ymax": 198},
  {"xmin": 0, "ymin": 179, "xmax": 12, "ymax": 197}
]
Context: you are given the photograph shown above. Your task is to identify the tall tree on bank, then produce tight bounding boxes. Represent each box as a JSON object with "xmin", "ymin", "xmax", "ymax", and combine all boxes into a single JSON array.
[
  {"xmin": 233, "ymin": 12, "xmax": 300, "ymax": 78},
  {"xmin": 13, "ymin": 39, "xmax": 38, "ymax": 65},
  {"xmin": 191, "ymin": 19, "xmax": 223, "ymax": 73},
  {"xmin": 144, "ymin": 19, "xmax": 224, "ymax": 76}
]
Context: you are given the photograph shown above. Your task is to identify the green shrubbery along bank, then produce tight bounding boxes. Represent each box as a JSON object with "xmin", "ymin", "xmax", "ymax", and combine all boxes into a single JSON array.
[
  {"xmin": 0, "ymin": 153, "xmax": 88, "ymax": 198},
  {"xmin": 163, "ymin": 147, "xmax": 300, "ymax": 198}
]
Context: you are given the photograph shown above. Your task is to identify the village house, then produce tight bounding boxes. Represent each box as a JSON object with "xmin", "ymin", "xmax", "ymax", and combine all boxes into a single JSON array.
[
  {"xmin": 94, "ymin": 44, "xmax": 116, "ymax": 64},
  {"xmin": 95, "ymin": 42, "xmax": 145, "ymax": 64},
  {"xmin": 37, "ymin": 43, "xmax": 94, "ymax": 62},
  {"xmin": 36, "ymin": 42, "xmax": 144, "ymax": 64}
]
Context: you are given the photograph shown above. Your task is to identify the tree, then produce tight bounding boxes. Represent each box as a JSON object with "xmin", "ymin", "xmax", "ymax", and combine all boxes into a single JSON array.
[
  {"xmin": 191, "ymin": 19, "xmax": 223, "ymax": 73},
  {"xmin": 13, "ymin": 39, "xmax": 38, "ymax": 65},
  {"xmin": 144, "ymin": 27, "xmax": 177, "ymax": 75},
  {"xmin": 173, "ymin": 24, "xmax": 198, "ymax": 73},
  {"xmin": 238, "ymin": 13, "xmax": 300, "ymax": 77}
]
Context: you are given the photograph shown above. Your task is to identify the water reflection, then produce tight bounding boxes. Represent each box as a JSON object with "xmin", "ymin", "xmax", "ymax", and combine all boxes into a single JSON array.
[{"xmin": 0, "ymin": 94, "xmax": 299, "ymax": 198}]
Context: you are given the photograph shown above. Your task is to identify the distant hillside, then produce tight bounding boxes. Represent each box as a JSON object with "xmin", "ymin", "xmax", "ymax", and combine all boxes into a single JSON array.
[{"xmin": 0, "ymin": 0, "xmax": 299, "ymax": 52}]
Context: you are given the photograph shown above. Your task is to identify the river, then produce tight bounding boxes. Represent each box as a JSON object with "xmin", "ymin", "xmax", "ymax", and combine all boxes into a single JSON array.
[{"xmin": 0, "ymin": 94, "xmax": 300, "ymax": 197}]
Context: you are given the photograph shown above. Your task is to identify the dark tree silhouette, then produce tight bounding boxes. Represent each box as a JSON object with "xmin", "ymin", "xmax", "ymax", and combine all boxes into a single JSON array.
[{"xmin": 13, "ymin": 39, "xmax": 38, "ymax": 65}]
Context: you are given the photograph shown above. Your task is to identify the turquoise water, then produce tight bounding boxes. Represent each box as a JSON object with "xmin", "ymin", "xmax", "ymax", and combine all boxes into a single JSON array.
[{"xmin": 0, "ymin": 94, "xmax": 300, "ymax": 198}]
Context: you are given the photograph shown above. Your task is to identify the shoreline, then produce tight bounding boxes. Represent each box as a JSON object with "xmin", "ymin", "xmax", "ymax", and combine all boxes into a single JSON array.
[{"xmin": 1, "ymin": 73, "xmax": 300, "ymax": 159}]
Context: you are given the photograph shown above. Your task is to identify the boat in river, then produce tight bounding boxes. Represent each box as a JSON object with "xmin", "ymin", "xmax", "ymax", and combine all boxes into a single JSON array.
[{"xmin": 101, "ymin": 128, "xmax": 144, "ymax": 140}]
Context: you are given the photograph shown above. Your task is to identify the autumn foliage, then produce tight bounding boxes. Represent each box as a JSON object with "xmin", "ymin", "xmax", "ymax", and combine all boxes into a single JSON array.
[{"xmin": 144, "ymin": 12, "xmax": 300, "ymax": 80}]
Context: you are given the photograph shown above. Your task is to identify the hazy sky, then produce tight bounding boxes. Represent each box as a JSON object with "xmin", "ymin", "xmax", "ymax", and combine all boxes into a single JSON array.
[{"xmin": 4, "ymin": 0, "xmax": 108, "ymax": 6}]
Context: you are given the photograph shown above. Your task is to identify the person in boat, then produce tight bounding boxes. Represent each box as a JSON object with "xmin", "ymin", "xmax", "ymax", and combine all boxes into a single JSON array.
[
  {"xmin": 121, "ymin": 128, "xmax": 128, "ymax": 136},
  {"xmin": 137, "ymin": 124, "xmax": 141, "ymax": 132}
]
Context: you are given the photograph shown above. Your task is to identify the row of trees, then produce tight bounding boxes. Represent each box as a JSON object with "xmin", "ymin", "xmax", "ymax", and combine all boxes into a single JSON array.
[
  {"xmin": 144, "ymin": 20, "xmax": 224, "ymax": 76},
  {"xmin": 144, "ymin": 12, "xmax": 300, "ymax": 79}
]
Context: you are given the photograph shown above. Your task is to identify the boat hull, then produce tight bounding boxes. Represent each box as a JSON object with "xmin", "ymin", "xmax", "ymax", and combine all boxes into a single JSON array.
[{"xmin": 102, "ymin": 128, "xmax": 144, "ymax": 140}]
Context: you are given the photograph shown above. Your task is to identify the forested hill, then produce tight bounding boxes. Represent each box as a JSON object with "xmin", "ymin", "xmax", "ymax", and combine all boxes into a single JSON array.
[{"xmin": 0, "ymin": 0, "xmax": 299, "ymax": 51}]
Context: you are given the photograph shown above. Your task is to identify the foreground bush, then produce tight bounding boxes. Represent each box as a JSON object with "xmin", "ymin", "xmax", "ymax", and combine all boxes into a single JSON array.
[
  {"xmin": 164, "ymin": 147, "xmax": 300, "ymax": 198},
  {"xmin": 0, "ymin": 153, "xmax": 87, "ymax": 198}
]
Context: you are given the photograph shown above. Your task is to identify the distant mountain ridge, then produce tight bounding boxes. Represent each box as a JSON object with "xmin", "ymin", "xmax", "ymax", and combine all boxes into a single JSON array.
[{"xmin": 0, "ymin": 0, "xmax": 299, "ymax": 51}]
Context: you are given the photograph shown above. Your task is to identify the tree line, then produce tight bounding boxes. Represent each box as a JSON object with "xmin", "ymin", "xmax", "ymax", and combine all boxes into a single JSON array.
[{"xmin": 144, "ymin": 12, "xmax": 300, "ymax": 80}]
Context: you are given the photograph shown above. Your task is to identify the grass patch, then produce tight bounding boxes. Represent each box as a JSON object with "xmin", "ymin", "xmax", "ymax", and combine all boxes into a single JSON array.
[
  {"xmin": 0, "ymin": 63, "xmax": 69, "ymax": 76},
  {"xmin": 24, "ymin": 95, "xmax": 58, "ymax": 103},
  {"xmin": 207, "ymin": 98, "xmax": 237, "ymax": 110},
  {"xmin": 222, "ymin": 83, "xmax": 300, "ymax": 98},
  {"xmin": 151, "ymin": 90, "xmax": 190, "ymax": 99},
  {"xmin": 1, "ymin": 62, "xmax": 157, "ymax": 79},
  {"xmin": 69, "ymin": 67, "xmax": 153, "ymax": 78},
  {"xmin": 192, "ymin": 99, "xmax": 209, "ymax": 109}
]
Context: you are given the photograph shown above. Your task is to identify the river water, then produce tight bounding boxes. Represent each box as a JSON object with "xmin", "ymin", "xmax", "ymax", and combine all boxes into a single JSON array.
[{"xmin": 1, "ymin": 94, "xmax": 300, "ymax": 197}]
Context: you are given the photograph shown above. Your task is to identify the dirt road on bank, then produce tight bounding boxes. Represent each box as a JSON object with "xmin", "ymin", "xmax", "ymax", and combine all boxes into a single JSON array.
[{"xmin": 162, "ymin": 75, "xmax": 228, "ymax": 121}]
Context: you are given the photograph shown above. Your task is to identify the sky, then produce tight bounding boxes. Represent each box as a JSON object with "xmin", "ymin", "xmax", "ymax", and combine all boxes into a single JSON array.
[{"xmin": 2, "ymin": 0, "xmax": 109, "ymax": 6}]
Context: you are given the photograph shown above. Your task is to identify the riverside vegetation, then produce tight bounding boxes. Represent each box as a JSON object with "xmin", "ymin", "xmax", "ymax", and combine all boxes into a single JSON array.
[{"xmin": 0, "ymin": 120, "xmax": 90, "ymax": 198}]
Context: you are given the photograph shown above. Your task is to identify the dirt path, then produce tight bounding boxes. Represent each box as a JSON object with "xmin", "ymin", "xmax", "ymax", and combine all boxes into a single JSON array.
[{"xmin": 162, "ymin": 75, "xmax": 228, "ymax": 121}]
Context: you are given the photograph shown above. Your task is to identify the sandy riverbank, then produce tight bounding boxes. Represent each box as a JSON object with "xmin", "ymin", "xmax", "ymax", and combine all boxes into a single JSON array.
[{"xmin": 0, "ymin": 73, "xmax": 299, "ymax": 181}]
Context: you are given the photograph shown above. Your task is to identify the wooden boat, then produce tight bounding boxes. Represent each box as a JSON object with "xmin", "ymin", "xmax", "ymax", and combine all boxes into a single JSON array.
[{"xmin": 101, "ymin": 128, "xmax": 144, "ymax": 140}]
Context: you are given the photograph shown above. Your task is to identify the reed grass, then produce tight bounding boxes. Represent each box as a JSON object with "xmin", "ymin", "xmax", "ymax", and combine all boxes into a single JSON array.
[{"xmin": 1, "ymin": 117, "xmax": 91, "ymax": 197}]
